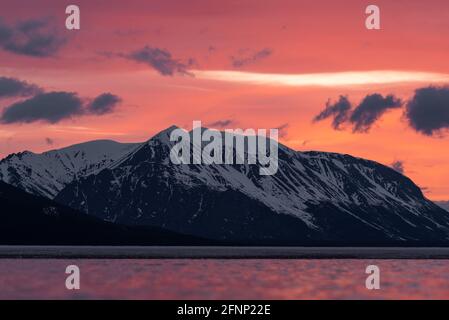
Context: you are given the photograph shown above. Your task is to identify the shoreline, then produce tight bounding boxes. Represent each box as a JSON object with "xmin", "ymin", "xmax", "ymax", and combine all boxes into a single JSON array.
[{"xmin": 1, "ymin": 246, "xmax": 449, "ymax": 259}]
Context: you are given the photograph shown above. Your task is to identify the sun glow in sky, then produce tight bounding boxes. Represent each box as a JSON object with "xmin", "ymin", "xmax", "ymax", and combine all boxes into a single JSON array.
[{"xmin": 0, "ymin": 0, "xmax": 449, "ymax": 200}]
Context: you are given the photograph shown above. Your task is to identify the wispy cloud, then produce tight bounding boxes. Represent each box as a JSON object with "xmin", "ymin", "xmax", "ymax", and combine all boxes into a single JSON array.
[
  {"xmin": 49, "ymin": 125, "xmax": 126, "ymax": 136},
  {"xmin": 390, "ymin": 161, "xmax": 405, "ymax": 174},
  {"xmin": 207, "ymin": 119, "xmax": 236, "ymax": 128},
  {"xmin": 124, "ymin": 46, "xmax": 194, "ymax": 77},
  {"xmin": 195, "ymin": 70, "xmax": 449, "ymax": 87},
  {"xmin": 45, "ymin": 137, "xmax": 54, "ymax": 145},
  {"xmin": 231, "ymin": 48, "xmax": 272, "ymax": 68},
  {"xmin": 277, "ymin": 123, "xmax": 289, "ymax": 138}
]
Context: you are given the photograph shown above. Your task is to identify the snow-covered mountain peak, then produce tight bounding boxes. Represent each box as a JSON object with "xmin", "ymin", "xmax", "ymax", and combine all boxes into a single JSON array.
[
  {"xmin": 147, "ymin": 125, "xmax": 181, "ymax": 144},
  {"xmin": 0, "ymin": 140, "xmax": 140, "ymax": 199}
]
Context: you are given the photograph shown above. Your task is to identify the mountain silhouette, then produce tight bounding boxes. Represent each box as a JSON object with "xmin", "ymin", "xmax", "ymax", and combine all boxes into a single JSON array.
[{"xmin": 0, "ymin": 180, "xmax": 213, "ymax": 245}]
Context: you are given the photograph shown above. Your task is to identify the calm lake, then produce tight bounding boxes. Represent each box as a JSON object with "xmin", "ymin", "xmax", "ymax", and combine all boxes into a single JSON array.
[{"xmin": 1, "ymin": 259, "xmax": 449, "ymax": 299}]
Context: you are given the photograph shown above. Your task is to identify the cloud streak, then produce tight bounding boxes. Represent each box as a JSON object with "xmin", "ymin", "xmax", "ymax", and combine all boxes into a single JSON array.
[
  {"xmin": 207, "ymin": 119, "xmax": 236, "ymax": 129},
  {"xmin": 231, "ymin": 48, "xmax": 272, "ymax": 68},
  {"xmin": 195, "ymin": 70, "xmax": 449, "ymax": 87}
]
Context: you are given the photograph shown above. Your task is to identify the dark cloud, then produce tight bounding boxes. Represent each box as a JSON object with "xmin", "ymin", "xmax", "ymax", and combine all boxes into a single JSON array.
[
  {"xmin": 277, "ymin": 123, "xmax": 289, "ymax": 138},
  {"xmin": 0, "ymin": 18, "xmax": 66, "ymax": 57},
  {"xmin": 313, "ymin": 96, "xmax": 351, "ymax": 130},
  {"xmin": 405, "ymin": 86, "xmax": 449, "ymax": 136},
  {"xmin": 1, "ymin": 92, "xmax": 84, "ymax": 124},
  {"xmin": 0, "ymin": 89, "xmax": 123, "ymax": 124},
  {"xmin": 390, "ymin": 161, "xmax": 405, "ymax": 174},
  {"xmin": 314, "ymin": 94, "xmax": 402, "ymax": 132},
  {"xmin": 125, "ymin": 46, "xmax": 194, "ymax": 76},
  {"xmin": 350, "ymin": 94, "xmax": 402, "ymax": 133},
  {"xmin": 231, "ymin": 48, "xmax": 272, "ymax": 68},
  {"xmin": 316, "ymin": 87, "xmax": 449, "ymax": 136},
  {"xmin": 207, "ymin": 119, "xmax": 236, "ymax": 129},
  {"xmin": 45, "ymin": 137, "xmax": 54, "ymax": 145},
  {"xmin": 0, "ymin": 76, "xmax": 42, "ymax": 98},
  {"xmin": 88, "ymin": 93, "xmax": 122, "ymax": 115}
]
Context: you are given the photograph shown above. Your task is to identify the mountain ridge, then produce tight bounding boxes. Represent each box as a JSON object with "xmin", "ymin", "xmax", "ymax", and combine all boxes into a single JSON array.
[
  {"xmin": 436, "ymin": 201, "xmax": 449, "ymax": 212},
  {"xmin": 54, "ymin": 126, "xmax": 449, "ymax": 245},
  {"xmin": 0, "ymin": 139, "xmax": 140, "ymax": 198}
]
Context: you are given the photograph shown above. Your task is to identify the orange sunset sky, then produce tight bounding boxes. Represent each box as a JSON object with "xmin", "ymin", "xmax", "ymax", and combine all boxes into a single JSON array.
[{"xmin": 0, "ymin": 0, "xmax": 448, "ymax": 200}]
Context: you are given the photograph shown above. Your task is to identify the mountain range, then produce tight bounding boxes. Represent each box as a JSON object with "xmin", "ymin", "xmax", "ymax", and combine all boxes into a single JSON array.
[{"xmin": 1, "ymin": 126, "xmax": 449, "ymax": 245}]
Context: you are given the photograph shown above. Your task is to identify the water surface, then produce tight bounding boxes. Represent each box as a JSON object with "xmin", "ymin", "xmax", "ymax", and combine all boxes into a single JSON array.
[{"xmin": 1, "ymin": 259, "xmax": 449, "ymax": 299}]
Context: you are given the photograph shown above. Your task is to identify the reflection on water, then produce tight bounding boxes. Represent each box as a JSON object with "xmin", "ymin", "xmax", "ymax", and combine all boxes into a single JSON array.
[{"xmin": 0, "ymin": 259, "xmax": 449, "ymax": 299}]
